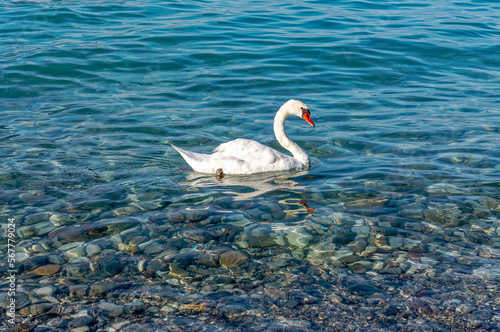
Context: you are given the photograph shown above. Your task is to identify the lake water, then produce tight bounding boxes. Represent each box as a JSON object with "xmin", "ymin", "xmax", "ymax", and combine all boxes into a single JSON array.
[{"xmin": 1, "ymin": 0, "xmax": 500, "ymax": 331}]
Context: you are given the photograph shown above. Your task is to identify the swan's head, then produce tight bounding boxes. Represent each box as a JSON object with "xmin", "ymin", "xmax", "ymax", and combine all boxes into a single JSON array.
[{"xmin": 283, "ymin": 99, "xmax": 315, "ymax": 127}]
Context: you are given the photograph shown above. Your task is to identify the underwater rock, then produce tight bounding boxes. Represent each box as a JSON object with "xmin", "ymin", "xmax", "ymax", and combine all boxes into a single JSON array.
[
  {"xmin": 48, "ymin": 218, "xmax": 138, "ymax": 243},
  {"xmin": 219, "ymin": 250, "xmax": 249, "ymax": 268},
  {"xmin": 31, "ymin": 264, "xmax": 61, "ymax": 276},
  {"xmin": 283, "ymin": 225, "xmax": 313, "ymax": 248},
  {"xmin": 98, "ymin": 302, "xmax": 124, "ymax": 317}
]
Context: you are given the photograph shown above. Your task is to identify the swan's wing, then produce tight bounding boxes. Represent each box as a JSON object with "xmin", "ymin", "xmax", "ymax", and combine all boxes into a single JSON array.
[
  {"xmin": 213, "ymin": 139, "xmax": 285, "ymax": 164},
  {"xmin": 172, "ymin": 143, "xmax": 262, "ymax": 174}
]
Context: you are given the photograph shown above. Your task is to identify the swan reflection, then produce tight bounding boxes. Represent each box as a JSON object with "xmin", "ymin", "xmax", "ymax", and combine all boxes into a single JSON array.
[{"xmin": 181, "ymin": 169, "xmax": 311, "ymax": 201}]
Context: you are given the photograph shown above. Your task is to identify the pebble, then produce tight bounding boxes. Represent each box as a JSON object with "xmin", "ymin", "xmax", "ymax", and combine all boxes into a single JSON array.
[
  {"xmin": 69, "ymin": 285, "xmax": 88, "ymax": 297},
  {"xmin": 456, "ymin": 303, "xmax": 476, "ymax": 314},
  {"xmin": 18, "ymin": 225, "xmax": 35, "ymax": 238},
  {"xmin": 15, "ymin": 251, "xmax": 30, "ymax": 263},
  {"xmin": 284, "ymin": 225, "xmax": 313, "ymax": 248},
  {"xmin": 328, "ymin": 294, "xmax": 343, "ymax": 303},
  {"xmin": 339, "ymin": 254, "xmax": 362, "ymax": 264},
  {"xmin": 24, "ymin": 212, "xmax": 51, "ymax": 225},
  {"xmin": 19, "ymin": 303, "xmax": 53, "ymax": 316},
  {"xmin": 183, "ymin": 229, "xmax": 215, "ymax": 243},
  {"xmin": 102, "ymin": 260, "xmax": 125, "ymax": 276},
  {"xmin": 35, "ymin": 286, "xmax": 55, "ymax": 297},
  {"xmin": 161, "ymin": 305, "xmax": 176, "ymax": 313},
  {"xmin": 350, "ymin": 263, "xmax": 368, "ymax": 273},
  {"xmin": 473, "ymin": 267, "xmax": 500, "ymax": 280},
  {"xmin": 31, "ymin": 264, "xmax": 61, "ymax": 276},
  {"xmin": 69, "ymin": 310, "xmax": 94, "ymax": 328},
  {"xmin": 146, "ymin": 259, "xmax": 167, "ymax": 273},
  {"xmin": 307, "ymin": 242, "xmax": 337, "ymax": 259},
  {"xmin": 86, "ymin": 243, "xmax": 102, "ymax": 256},
  {"xmin": 352, "ymin": 225, "xmax": 371, "ymax": 234},
  {"xmin": 142, "ymin": 241, "xmax": 165, "ymax": 254},
  {"xmin": 31, "ymin": 244, "xmax": 46, "ymax": 252},
  {"xmin": 347, "ymin": 240, "xmax": 368, "ymax": 252},
  {"xmin": 42, "ymin": 296, "xmax": 59, "ymax": 304},
  {"xmin": 111, "ymin": 321, "xmax": 131, "ymax": 331},
  {"xmin": 168, "ymin": 263, "xmax": 190, "ymax": 278},
  {"xmin": 66, "ymin": 246, "xmax": 87, "ymax": 258},
  {"xmin": 241, "ymin": 226, "xmax": 276, "ymax": 248},
  {"xmin": 380, "ymin": 267, "xmax": 403, "ymax": 275},
  {"xmin": 373, "ymin": 234, "xmax": 388, "ymax": 247},
  {"xmin": 66, "ymin": 262, "xmax": 89, "ymax": 277},
  {"xmin": 33, "ymin": 222, "xmax": 58, "ymax": 235},
  {"xmin": 219, "ymin": 250, "xmax": 249, "ymax": 268},
  {"xmin": 124, "ymin": 301, "xmax": 145, "ymax": 314},
  {"xmin": 90, "ymin": 282, "xmax": 119, "ymax": 297},
  {"xmin": 48, "ymin": 254, "xmax": 66, "ymax": 265},
  {"xmin": 197, "ymin": 254, "xmax": 219, "ymax": 268},
  {"xmin": 98, "ymin": 302, "xmax": 124, "ymax": 316}
]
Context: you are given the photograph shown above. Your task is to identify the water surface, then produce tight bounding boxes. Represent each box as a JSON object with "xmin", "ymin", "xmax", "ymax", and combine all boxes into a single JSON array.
[{"xmin": 1, "ymin": 0, "xmax": 500, "ymax": 331}]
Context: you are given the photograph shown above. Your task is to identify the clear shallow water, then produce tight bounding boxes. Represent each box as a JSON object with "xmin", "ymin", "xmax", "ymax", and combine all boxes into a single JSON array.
[{"xmin": 1, "ymin": 0, "xmax": 500, "ymax": 331}]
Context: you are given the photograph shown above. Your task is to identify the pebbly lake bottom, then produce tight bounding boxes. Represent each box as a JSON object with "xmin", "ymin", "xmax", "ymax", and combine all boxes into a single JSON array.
[{"xmin": 1, "ymin": 166, "xmax": 499, "ymax": 332}]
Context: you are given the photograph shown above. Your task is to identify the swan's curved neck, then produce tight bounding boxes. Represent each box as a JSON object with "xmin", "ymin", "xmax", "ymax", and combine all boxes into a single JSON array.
[{"xmin": 273, "ymin": 106, "xmax": 310, "ymax": 166}]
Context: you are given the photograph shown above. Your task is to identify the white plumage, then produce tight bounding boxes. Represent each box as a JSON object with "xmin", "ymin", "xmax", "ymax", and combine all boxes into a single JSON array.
[{"xmin": 171, "ymin": 99, "xmax": 315, "ymax": 175}]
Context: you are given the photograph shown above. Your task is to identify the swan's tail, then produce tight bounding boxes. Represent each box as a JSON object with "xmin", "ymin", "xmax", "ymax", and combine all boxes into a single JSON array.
[{"xmin": 171, "ymin": 144, "xmax": 216, "ymax": 173}]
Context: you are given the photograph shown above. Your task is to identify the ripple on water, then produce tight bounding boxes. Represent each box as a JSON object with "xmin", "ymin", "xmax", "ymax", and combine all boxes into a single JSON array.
[{"xmin": 1, "ymin": 0, "xmax": 500, "ymax": 330}]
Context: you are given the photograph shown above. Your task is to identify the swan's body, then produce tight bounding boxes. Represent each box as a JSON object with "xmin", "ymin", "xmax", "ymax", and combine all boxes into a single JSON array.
[{"xmin": 171, "ymin": 99, "xmax": 315, "ymax": 175}]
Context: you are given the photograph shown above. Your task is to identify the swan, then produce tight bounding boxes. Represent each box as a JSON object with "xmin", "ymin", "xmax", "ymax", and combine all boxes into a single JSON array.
[{"xmin": 171, "ymin": 99, "xmax": 315, "ymax": 175}]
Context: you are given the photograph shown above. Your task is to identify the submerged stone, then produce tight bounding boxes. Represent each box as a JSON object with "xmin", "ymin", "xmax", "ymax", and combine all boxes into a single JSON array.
[
  {"xmin": 31, "ymin": 264, "xmax": 61, "ymax": 276},
  {"xmin": 49, "ymin": 218, "xmax": 138, "ymax": 243},
  {"xmin": 219, "ymin": 250, "xmax": 249, "ymax": 268},
  {"xmin": 283, "ymin": 225, "xmax": 313, "ymax": 248},
  {"xmin": 98, "ymin": 302, "xmax": 124, "ymax": 317},
  {"xmin": 241, "ymin": 226, "xmax": 276, "ymax": 248}
]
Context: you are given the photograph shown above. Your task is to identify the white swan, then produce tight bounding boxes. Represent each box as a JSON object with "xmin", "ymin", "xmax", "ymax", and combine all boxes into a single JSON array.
[{"xmin": 171, "ymin": 99, "xmax": 315, "ymax": 175}]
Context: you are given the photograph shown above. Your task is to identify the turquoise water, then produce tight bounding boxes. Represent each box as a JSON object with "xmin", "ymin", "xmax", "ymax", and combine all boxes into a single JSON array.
[{"xmin": 1, "ymin": 0, "xmax": 500, "ymax": 330}]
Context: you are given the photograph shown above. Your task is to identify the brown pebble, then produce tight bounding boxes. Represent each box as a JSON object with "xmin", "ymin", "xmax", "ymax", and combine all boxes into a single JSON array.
[
  {"xmin": 374, "ymin": 234, "xmax": 388, "ymax": 247},
  {"xmin": 219, "ymin": 250, "xmax": 249, "ymax": 268},
  {"xmin": 19, "ymin": 303, "xmax": 52, "ymax": 316},
  {"xmin": 59, "ymin": 278, "xmax": 75, "ymax": 286},
  {"xmin": 179, "ymin": 302, "xmax": 214, "ymax": 312},
  {"xmin": 407, "ymin": 252, "xmax": 421, "ymax": 261},
  {"xmin": 264, "ymin": 288, "xmax": 287, "ymax": 300},
  {"xmin": 328, "ymin": 294, "xmax": 344, "ymax": 303},
  {"xmin": 31, "ymin": 264, "xmax": 61, "ymax": 276}
]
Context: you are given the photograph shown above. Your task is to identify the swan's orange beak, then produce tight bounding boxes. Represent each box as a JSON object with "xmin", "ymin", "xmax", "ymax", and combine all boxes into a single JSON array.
[{"xmin": 302, "ymin": 112, "xmax": 315, "ymax": 127}]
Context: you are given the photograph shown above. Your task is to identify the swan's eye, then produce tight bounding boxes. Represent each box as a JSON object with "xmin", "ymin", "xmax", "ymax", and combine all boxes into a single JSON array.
[{"xmin": 301, "ymin": 107, "xmax": 310, "ymax": 115}]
